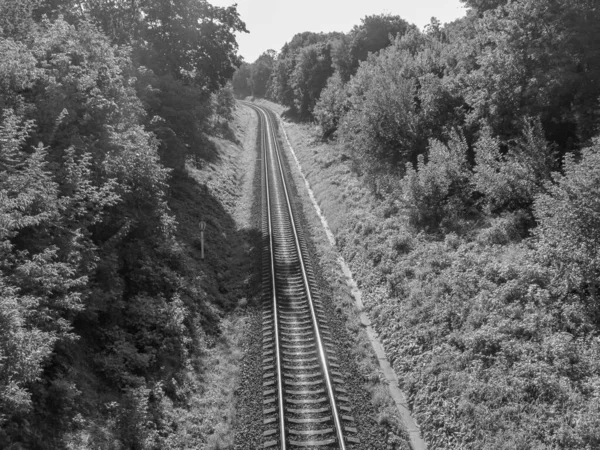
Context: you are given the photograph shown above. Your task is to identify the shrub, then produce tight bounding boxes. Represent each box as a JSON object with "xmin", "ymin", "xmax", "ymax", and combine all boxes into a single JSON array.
[
  {"xmin": 400, "ymin": 131, "xmax": 472, "ymax": 227},
  {"xmin": 534, "ymin": 137, "xmax": 600, "ymax": 303},
  {"xmin": 314, "ymin": 73, "xmax": 349, "ymax": 139},
  {"xmin": 475, "ymin": 210, "xmax": 530, "ymax": 245},
  {"xmin": 0, "ymin": 109, "xmax": 81, "ymax": 429},
  {"xmin": 473, "ymin": 118, "xmax": 555, "ymax": 213},
  {"xmin": 340, "ymin": 48, "xmax": 419, "ymax": 170},
  {"xmin": 370, "ymin": 236, "xmax": 600, "ymax": 449}
]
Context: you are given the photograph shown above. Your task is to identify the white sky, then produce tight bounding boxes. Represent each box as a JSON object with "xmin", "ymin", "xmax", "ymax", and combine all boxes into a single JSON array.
[{"xmin": 210, "ymin": 0, "xmax": 467, "ymax": 62}]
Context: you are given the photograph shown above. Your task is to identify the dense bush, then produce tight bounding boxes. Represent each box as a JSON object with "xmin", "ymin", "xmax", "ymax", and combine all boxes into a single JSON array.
[
  {"xmin": 336, "ymin": 30, "xmax": 465, "ymax": 172},
  {"xmin": 372, "ymin": 237, "xmax": 600, "ymax": 449},
  {"xmin": 336, "ymin": 202, "xmax": 600, "ymax": 448},
  {"xmin": 400, "ymin": 132, "xmax": 472, "ymax": 227},
  {"xmin": 340, "ymin": 48, "xmax": 420, "ymax": 171},
  {"xmin": 313, "ymin": 73, "xmax": 349, "ymax": 139},
  {"xmin": 291, "ymin": 42, "xmax": 334, "ymax": 119},
  {"xmin": 473, "ymin": 118, "xmax": 555, "ymax": 213},
  {"xmin": 534, "ymin": 138, "xmax": 600, "ymax": 306}
]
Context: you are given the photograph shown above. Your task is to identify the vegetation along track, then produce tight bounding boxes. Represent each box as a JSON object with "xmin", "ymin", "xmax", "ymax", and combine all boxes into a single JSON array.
[{"xmin": 243, "ymin": 102, "xmax": 360, "ymax": 449}]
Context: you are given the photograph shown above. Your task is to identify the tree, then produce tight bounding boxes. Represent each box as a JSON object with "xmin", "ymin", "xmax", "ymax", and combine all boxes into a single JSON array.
[
  {"xmin": 0, "ymin": 109, "xmax": 91, "ymax": 432},
  {"xmin": 231, "ymin": 62, "xmax": 252, "ymax": 98},
  {"xmin": 79, "ymin": 0, "xmax": 248, "ymax": 91},
  {"xmin": 339, "ymin": 30, "xmax": 452, "ymax": 171},
  {"xmin": 268, "ymin": 56, "xmax": 297, "ymax": 110},
  {"xmin": 464, "ymin": 0, "xmax": 600, "ymax": 144},
  {"xmin": 314, "ymin": 73, "xmax": 349, "ymax": 139},
  {"xmin": 347, "ymin": 14, "xmax": 413, "ymax": 75},
  {"xmin": 534, "ymin": 137, "xmax": 600, "ymax": 303},
  {"xmin": 473, "ymin": 118, "xmax": 555, "ymax": 212},
  {"xmin": 0, "ymin": 0, "xmax": 41, "ymax": 38},
  {"xmin": 291, "ymin": 43, "xmax": 334, "ymax": 119},
  {"xmin": 459, "ymin": 0, "xmax": 508, "ymax": 14},
  {"xmin": 267, "ymin": 31, "xmax": 343, "ymax": 115},
  {"xmin": 0, "ymin": 14, "xmax": 180, "ymax": 446},
  {"xmin": 249, "ymin": 50, "xmax": 276, "ymax": 98},
  {"xmin": 401, "ymin": 131, "xmax": 472, "ymax": 227}
]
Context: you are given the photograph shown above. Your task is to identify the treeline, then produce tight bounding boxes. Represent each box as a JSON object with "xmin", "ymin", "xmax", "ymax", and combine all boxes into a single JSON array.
[
  {"xmin": 0, "ymin": 0, "xmax": 245, "ymax": 448},
  {"xmin": 232, "ymin": 14, "xmax": 413, "ymax": 119},
  {"xmin": 235, "ymin": 0, "xmax": 600, "ymax": 447}
]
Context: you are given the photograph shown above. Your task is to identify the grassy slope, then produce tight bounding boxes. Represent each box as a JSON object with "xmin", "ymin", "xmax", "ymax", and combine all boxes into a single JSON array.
[{"xmin": 160, "ymin": 104, "xmax": 261, "ymax": 449}]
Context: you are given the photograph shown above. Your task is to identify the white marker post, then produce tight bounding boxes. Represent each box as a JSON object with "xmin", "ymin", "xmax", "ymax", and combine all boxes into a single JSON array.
[{"xmin": 199, "ymin": 220, "xmax": 206, "ymax": 260}]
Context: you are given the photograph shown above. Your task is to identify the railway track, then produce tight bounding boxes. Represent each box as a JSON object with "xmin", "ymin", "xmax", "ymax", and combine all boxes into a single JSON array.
[{"xmin": 243, "ymin": 102, "xmax": 360, "ymax": 450}]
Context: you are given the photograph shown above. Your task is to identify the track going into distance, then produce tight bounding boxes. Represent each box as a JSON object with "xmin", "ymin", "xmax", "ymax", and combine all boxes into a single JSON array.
[{"xmin": 243, "ymin": 102, "xmax": 360, "ymax": 449}]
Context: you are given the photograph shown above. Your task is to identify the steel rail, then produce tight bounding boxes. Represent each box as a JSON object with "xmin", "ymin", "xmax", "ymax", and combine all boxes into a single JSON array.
[
  {"xmin": 242, "ymin": 100, "xmax": 350, "ymax": 449},
  {"xmin": 257, "ymin": 104, "xmax": 288, "ymax": 450},
  {"xmin": 262, "ymin": 106, "xmax": 347, "ymax": 450}
]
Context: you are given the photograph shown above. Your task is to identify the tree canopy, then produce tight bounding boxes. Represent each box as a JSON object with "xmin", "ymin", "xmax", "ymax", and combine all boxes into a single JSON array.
[
  {"xmin": 0, "ymin": 0, "xmax": 245, "ymax": 447},
  {"xmin": 231, "ymin": 14, "xmax": 413, "ymax": 119}
]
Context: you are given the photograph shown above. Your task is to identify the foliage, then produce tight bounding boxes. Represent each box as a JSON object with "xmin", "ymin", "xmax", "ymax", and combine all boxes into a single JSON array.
[
  {"xmin": 0, "ymin": 110, "xmax": 63, "ymax": 423},
  {"xmin": 329, "ymin": 14, "xmax": 415, "ymax": 83},
  {"xmin": 283, "ymin": 0, "xmax": 600, "ymax": 192},
  {"xmin": 0, "ymin": 1, "xmax": 246, "ymax": 447},
  {"xmin": 291, "ymin": 43, "xmax": 334, "ymax": 119},
  {"xmin": 268, "ymin": 55, "xmax": 297, "ymax": 108},
  {"xmin": 231, "ymin": 50, "xmax": 276, "ymax": 99},
  {"xmin": 213, "ymin": 83, "xmax": 236, "ymax": 124},
  {"xmin": 313, "ymin": 73, "xmax": 349, "ymax": 139},
  {"xmin": 266, "ymin": 32, "xmax": 339, "ymax": 118},
  {"xmin": 330, "ymin": 29, "xmax": 464, "ymax": 169},
  {"xmin": 459, "ymin": 0, "xmax": 508, "ymax": 14},
  {"xmin": 473, "ymin": 118, "xmax": 555, "ymax": 212},
  {"xmin": 251, "ymin": 15, "xmax": 412, "ymax": 120},
  {"xmin": 534, "ymin": 138, "xmax": 600, "ymax": 305},
  {"xmin": 289, "ymin": 120, "xmax": 600, "ymax": 448},
  {"xmin": 464, "ymin": 0, "xmax": 600, "ymax": 143},
  {"xmin": 81, "ymin": 0, "xmax": 247, "ymax": 90},
  {"xmin": 0, "ymin": 0, "xmax": 41, "ymax": 38},
  {"xmin": 55, "ymin": 0, "xmax": 247, "ymax": 168},
  {"xmin": 347, "ymin": 14, "xmax": 413, "ymax": 75},
  {"xmin": 375, "ymin": 237, "xmax": 600, "ymax": 449},
  {"xmin": 136, "ymin": 68, "xmax": 213, "ymax": 170},
  {"xmin": 339, "ymin": 44, "xmax": 420, "ymax": 171},
  {"xmin": 400, "ymin": 131, "xmax": 472, "ymax": 227},
  {"xmin": 330, "ymin": 35, "xmax": 354, "ymax": 83},
  {"xmin": 334, "ymin": 176, "xmax": 600, "ymax": 448},
  {"xmin": 231, "ymin": 62, "xmax": 252, "ymax": 98},
  {"xmin": 250, "ymin": 50, "xmax": 276, "ymax": 98}
]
